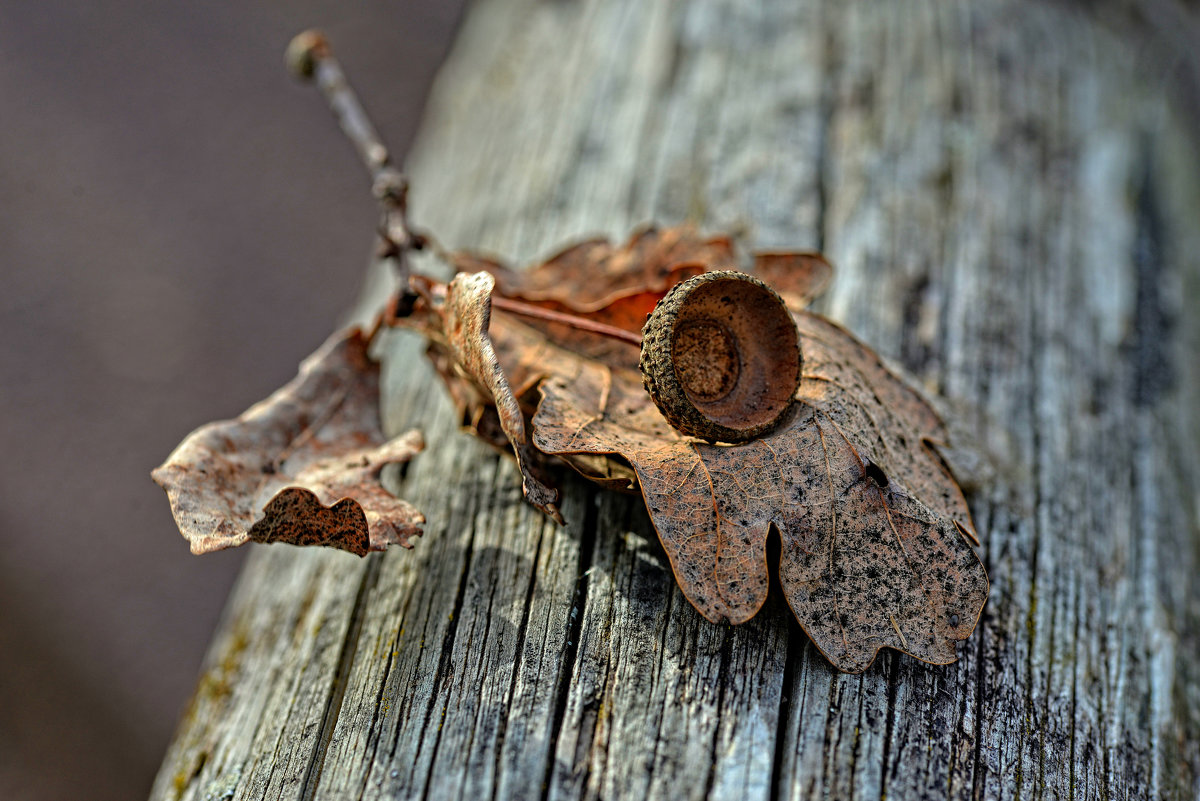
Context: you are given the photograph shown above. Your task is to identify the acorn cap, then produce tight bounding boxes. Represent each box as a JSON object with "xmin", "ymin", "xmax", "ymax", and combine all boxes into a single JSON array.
[{"xmin": 640, "ymin": 271, "xmax": 801, "ymax": 443}]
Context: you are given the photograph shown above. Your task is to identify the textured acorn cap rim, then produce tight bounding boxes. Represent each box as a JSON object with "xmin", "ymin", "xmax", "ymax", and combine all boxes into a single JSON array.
[{"xmin": 639, "ymin": 270, "xmax": 801, "ymax": 443}]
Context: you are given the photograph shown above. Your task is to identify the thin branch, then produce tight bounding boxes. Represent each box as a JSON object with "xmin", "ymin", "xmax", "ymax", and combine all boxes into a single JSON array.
[{"xmin": 286, "ymin": 30, "xmax": 426, "ymax": 278}]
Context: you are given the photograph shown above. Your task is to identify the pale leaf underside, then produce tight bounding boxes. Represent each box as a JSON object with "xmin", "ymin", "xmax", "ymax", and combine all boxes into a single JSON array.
[{"xmin": 152, "ymin": 328, "xmax": 426, "ymax": 557}]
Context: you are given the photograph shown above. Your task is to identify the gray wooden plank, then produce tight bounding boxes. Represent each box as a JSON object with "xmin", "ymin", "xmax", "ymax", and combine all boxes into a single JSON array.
[{"xmin": 152, "ymin": 0, "xmax": 1200, "ymax": 798}]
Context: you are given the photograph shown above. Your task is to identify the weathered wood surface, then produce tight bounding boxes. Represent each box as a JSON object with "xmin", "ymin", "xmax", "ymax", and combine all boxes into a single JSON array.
[{"xmin": 152, "ymin": 0, "xmax": 1200, "ymax": 798}]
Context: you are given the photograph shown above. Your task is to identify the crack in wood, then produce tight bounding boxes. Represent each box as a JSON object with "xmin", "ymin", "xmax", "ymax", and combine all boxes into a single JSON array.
[
  {"xmin": 540, "ymin": 488, "xmax": 601, "ymax": 801},
  {"xmin": 300, "ymin": 557, "xmax": 381, "ymax": 801},
  {"xmin": 415, "ymin": 504, "xmax": 480, "ymax": 801},
  {"xmin": 768, "ymin": 615, "xmax": 801, "ymax": 801}
]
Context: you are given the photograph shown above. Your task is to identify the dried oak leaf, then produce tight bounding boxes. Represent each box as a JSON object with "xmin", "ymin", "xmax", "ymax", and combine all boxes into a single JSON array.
[
  {"xmin": 532, "ymin": 311, "xmax": 986, "ymax": 672},
  {"xmin": 436, "ymin": 227, "xmax": 838, "ymax": 488},
  {"xmin": 408, "ymin": 227, "xmax": 742, "ymax": 490},
  {"xmin": 416, "ymin": 226, "xmax": 987, "ymax": 672},
  {"xmin": 449, "ymin": 225, "xmax": 733, "ymax": 322},
  {"xmin": 152, "ymin": 328, "xmax": 425, "ymax": 556},
  {"xmin": 403, "ymin": 272, "xmax": 564, "ymax": 523}
]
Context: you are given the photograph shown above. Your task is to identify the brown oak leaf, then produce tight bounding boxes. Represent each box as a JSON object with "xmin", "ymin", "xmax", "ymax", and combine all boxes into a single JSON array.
[
  {"xmin": 530, "ymin": 311, "xmax": 986, "ymax": 671},
  {"xmin": 450, "ymin": 225, "xmax": 733, "ymax": 317},
  {"xmin": 429, "ymin": 228, "xmax": 840, "ymax": 491},
  {"xmin": 406, "ymin": 226, "xmax": 987, "ymax": 671},
  {"xmin": 152, "ymin": 327, "xmax": 425, "ymax": 556}
]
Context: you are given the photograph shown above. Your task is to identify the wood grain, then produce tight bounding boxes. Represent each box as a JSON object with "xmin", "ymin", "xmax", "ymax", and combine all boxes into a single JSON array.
[{"xmin": 152, "ymin": 0, "xmax": 1200, "ymax": 798}]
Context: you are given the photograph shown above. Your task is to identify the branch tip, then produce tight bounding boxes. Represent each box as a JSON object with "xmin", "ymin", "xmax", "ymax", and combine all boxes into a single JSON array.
[{"xmin": 285, "ymin": 30, "xmax": 329, "ymax": 81}]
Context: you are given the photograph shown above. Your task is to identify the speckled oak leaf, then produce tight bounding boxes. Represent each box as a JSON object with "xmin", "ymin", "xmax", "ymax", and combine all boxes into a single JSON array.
[{"xmin": 531, "ymin": 306, "xmax": 988, "ymax": 671}]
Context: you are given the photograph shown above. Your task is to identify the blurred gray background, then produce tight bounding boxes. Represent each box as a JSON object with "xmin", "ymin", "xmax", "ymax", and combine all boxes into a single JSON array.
[{"xmin": 0, "ymin": 2, "xmax": 463, "ymax": 798}]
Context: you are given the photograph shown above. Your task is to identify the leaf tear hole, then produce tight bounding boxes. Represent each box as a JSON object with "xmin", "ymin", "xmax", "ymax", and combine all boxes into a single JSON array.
[
  {"xmin": 766, "ymin": 522, "xmax": 782, "ymax": 597},
  {"xmin": 864, "ymin": 460, "xmax": 889, "ymax": 488}
]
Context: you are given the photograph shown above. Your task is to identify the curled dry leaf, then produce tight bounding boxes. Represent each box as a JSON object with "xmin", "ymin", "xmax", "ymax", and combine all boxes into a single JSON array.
[
  {"xmin": 152, "ymin": 328, "xmax": 426, "ymax": 556},
  {"xmin": 410, "ymin": 225, "xmax": 987, "ymax": 672},
  {"xmin": 431, "ymin": 271, "xmax": 563, "ymax": 523}
]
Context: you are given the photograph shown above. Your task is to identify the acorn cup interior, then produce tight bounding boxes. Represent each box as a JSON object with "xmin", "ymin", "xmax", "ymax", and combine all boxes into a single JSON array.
[{"xmin": 640, "ymin": 271, "xmax": 802, "ymax": 442}]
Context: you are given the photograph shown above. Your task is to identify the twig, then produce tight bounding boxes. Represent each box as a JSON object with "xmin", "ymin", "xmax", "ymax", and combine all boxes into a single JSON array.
[
  {"xmin": 285, "ymin": 30, "xmax": 427, "ymax": 280},
  {"xmin": 284, "ymin": 31, "xmax": 642, "ymax": 352}
]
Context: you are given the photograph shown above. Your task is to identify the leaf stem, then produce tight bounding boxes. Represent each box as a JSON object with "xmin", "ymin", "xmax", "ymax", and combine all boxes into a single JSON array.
[
  {"xmin": 489, "ymin": 296, "xmax": 644, "ymax": 346},
  {"xmin": 413, "ymin": 277, "xmax": 643, "ymax": 346}
]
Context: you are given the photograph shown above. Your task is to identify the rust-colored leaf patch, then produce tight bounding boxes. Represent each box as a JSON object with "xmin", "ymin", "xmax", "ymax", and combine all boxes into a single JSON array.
[
  {"xmin": 451, "ymin": 226, "xmax": 733, "ymax": 313},
  {"xmin": 750, "ymin": 251, "xmax": 833, "ymax": 311},
  {"xmin": 152, "ymin": 328, "xmax": 425, "ymax": 556}
]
